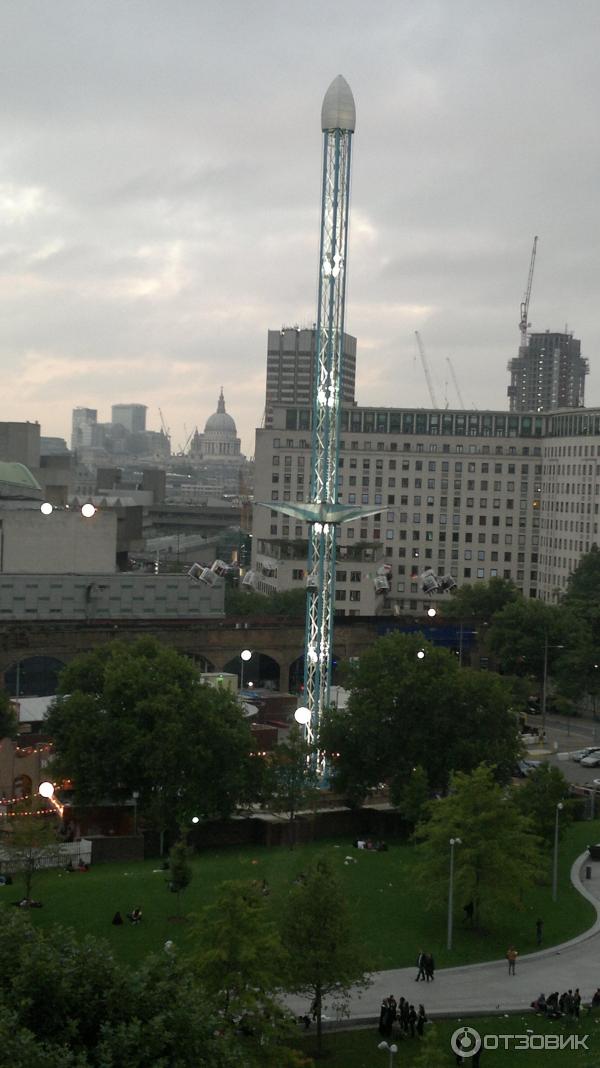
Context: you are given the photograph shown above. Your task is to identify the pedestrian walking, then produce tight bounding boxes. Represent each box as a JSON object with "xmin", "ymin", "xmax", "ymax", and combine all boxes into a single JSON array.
[
  {"xmin": 425, "ymin": 952, "xmax": 435, "ymax": 981},
  {"xmin": 535, "ymin": 918, "xmax": 543, "ymax": 946},
  {"xmin": 415, "ymin": 949, "xmax": 427, "ymax": 981},
  {"xmin": 506, "ymin": 945, "xmax": 518, "ymax": 975}
]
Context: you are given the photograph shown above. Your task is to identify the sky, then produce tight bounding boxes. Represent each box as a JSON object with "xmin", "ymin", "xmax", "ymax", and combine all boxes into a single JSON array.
[{"xmin": 2, "ymin": 1, "xmax": 599, "ymax": 457}]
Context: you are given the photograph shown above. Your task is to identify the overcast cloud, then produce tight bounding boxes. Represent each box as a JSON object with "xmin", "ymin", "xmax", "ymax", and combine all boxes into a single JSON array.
[{"xmin": 2, "ymin": 1, "xmax": 599, "ymax": 455}]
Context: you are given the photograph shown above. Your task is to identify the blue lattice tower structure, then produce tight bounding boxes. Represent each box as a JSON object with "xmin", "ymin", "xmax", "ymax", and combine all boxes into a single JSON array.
[{"xmin": 258, "ymin": 77, "xmax": 380, "ymax": 761}]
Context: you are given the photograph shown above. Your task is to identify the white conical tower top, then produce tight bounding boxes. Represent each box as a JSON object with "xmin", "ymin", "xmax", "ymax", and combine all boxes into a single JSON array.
[{"xmin": 321, "ymin": 75, "xmax": 356, "ymax": 132}]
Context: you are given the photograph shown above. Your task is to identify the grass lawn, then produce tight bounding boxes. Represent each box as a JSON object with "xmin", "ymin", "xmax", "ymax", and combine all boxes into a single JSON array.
[
  {"xmin": 1, "ymin": 820, "xmax": 596, "ymax": 970},
  {"xmin": 298, "ymin": 1013, "xmax": 600, "ymax": 1066}
]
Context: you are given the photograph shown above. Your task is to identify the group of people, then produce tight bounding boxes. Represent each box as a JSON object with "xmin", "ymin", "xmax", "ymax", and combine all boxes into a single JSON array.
[
  {"xmin": 378, "ymin": 994, "xmax": 427, "ymax": 1039},
  {"xmin": 111, "ymin": 907, "xmax": 142, "ymax": 925},
  {"xmin": 531, "ymin": 988, "xmax": 583, "ymax": 1018},
  {"xmin": 416, "ymin": 950, "xmax": 435, "ymax": 981}
]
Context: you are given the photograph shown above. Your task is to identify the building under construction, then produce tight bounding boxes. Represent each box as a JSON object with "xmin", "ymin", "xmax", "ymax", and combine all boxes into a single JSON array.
[{"xmin": 507, "ymin": 330, "xmax": 588, "ymax": 412}]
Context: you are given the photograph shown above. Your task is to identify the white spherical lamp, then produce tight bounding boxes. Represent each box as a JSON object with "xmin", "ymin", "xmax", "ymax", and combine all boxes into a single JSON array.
[
  {"xmin": 38, "ymin": 781, "xmax": 55, "ymax": 798},
  {"xmin": 294, "ymin": 706, "xmax": 311, "ymax": 725},
  {"xmin": 81, "ymin": 503, "xmax": 96, "ymax": 518},
  {"xmin": 241, "ymin": 649, "xmax": 252, "ymax": 662},
  {"xmin": 40, "ymin": 502, "xmax": 53, "ymax": 516}
]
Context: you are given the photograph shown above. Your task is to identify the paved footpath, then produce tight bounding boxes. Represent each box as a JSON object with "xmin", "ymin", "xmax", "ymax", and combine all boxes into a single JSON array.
[{"xmin": 286, "ymin": 853, "xmax": 600, "ymax": 1024}]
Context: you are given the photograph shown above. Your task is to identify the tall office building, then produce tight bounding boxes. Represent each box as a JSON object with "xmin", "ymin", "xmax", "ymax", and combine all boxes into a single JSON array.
[
  {"xmin": 252, "ymin": 401, "xmax": 600, "ymax": 613},
  {"xmin": 264, "ymin": 327, "xmax": 356, "ymax": 426},
  {"xmin": 111, "ymin": 404, "xmax": 147, "ymax": 434},
  {"xmin": 71, "ymin": 408, "xmax": 98, "ymax": 451},
  {"xmin": 507, "ymin": 330, "xmax": 588, "ymax": 412}
]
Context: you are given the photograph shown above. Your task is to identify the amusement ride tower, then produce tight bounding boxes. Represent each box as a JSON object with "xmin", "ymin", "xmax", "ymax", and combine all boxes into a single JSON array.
[{"xmin": 261, "ymin": 76, "xmax": 380, "ymax": 758}]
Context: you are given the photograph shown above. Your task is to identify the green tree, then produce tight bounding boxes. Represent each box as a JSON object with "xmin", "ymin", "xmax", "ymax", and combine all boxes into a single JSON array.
[
  {"xmin": 3, "ymin": 807, "xmax": 60, "ymax": 902},
  {"xmin": 280, "ymin": 854, "xmax": 371, "ymax": 1056},
  {"xmin": 0, "ymin": 912, "xmax": 240, "ymax": 1067},
  {"xmin": 397, "ymin": 764, "xmax": 429, "ymax": 827},
  {"xmin": 320, "ymin": 633, "xmax": 520, "ymax": 802},
  {"xmin": 412, "ymin": 1024, "xmax": 449, "ymax": 1068},
  {"xmin": 415, "ymin": 764, "xmax": 542, "ymax": 928},
  {"xmin": 443, "ymin": 577, "xmax": 521, "ymax": 622},
  {"xmin": 193, "ymin": 880, "xmax": 301, "ymax": 1068},
  {"xmin": 564, "ymin": 544, "xmax": 600, "ymax": 605},
  {"xmin": 168, "ymin": 839, "xmax": 193, "ymax": 918},
  {"xmin": 486, "ymin": 598, "xmax": 577, "ymax": 682},
  {"xmin": 0, "ymin": 688, "xmax": 17, "ymax": 739},
  {"xmin": 46, "ymin": 639, "xmax": 255, "ymax": 848},
  {"xmin": 514, "ymin": 764, "xmax": 573, "ymax": 849},
  {"xmin": 265, "ymin": 724, "xmax": 319, "ymax": 847},
  {"xmin": 225, "ymin": 586, "xmax": 306, "ymax": 619},
  {"xmin": 0, "ymin": 1005, "xmax": 84, "ymax": 1068}
]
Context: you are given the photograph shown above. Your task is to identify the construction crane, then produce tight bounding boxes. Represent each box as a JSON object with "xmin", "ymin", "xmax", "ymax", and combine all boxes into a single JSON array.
[
  {"xmin": 415, "ymin": 331, "xmax": 439, "ymax": 408},
  {"xmin": 446, "ymin": 357, "xmax": 466, "ymax": 409},
  {"xmin": 519, "ymin": 236, "xmax": 538, "ymax": 353},
  {"xmin": 158, "ymin": 408, "xmax": 171, "ymax": 444}
]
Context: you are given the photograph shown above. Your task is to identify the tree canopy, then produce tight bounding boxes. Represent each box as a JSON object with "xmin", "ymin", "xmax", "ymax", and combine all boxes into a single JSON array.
[
  {"xmin": 193, "ymin": 880, "xmax": 301, "ymax": 1068},
  {"xmin": 415, "ymin": 764, "xmax": 542, "ymax": 927},
  {"xmin": 0, "ymin": 689, "xmax": 17, "ymax": 740},
  {"xmin": 280, "ymin": 854, "xmax": 371, "ymax": 1055},
  {"xmin": 443, "ymin": 576, "xmax": 520, "ymax": 622},
  {"xmin": 46, "ymin": 638, "xmax": 255, "ymax": 837},
  {"xmin": 0, "ymin": 912, "xmax": 240, "ymax": 1067},
  {"xmin": 486, "ymin": 598, "xmax": 579, "ymax": 681},
  {"xmin": 514, "ymin": 764, "xmax": 573, "ymax": 849},
  {"xmin": 321, "ymin": 632, "xmax": 520, "ymax": 803}
]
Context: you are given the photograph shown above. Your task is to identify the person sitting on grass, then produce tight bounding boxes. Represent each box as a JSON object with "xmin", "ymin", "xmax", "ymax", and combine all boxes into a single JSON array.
[
  {"xmin": 112, "ymin": 911, "xmax": 124, "ymax": 926},
  {"xmin": 127, "ymin": 907, "xmax": 142, "ymax": 924},
  {"xmin": 531, "ymin": 993, "xmax": 546, "ymax": 1013}
]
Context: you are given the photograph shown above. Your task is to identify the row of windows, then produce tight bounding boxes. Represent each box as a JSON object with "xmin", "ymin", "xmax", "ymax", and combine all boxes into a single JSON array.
[{"xmin": 284, "ymin": 408, "xmax": 546, "ymax": 437}]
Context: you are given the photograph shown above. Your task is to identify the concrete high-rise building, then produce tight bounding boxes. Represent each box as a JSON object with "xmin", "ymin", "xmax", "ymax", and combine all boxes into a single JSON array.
[
  {"xmin": 111, "ymin": 404, "xmax": 147, "ymax": 434},
  {"xmin": 507, "ymin": 330, "xmax": 588, "ymax": 412},
  {"xmin": 252, "ymin": 401, "xmax": 600, "ymax": 614},
  {"xmin": 71, "ymin": 408, "xmax": 98, "ymax": 451},
  {"xmin": 265, "ymin": 327, "xmax": 356, "ymax": 427}
]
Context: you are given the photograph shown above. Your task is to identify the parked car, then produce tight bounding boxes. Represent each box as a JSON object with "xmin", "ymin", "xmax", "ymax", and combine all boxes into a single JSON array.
[
  {"xmin": 514, "ymin": 759, "xmax": 543, "ymax": 778},
  {"xmin": 572, "ymin": 747, "xmax": 600, "ymax": 763},
  {"xmin": 580, "ymin": 752, "xmax": 600, "ymax": 768}
]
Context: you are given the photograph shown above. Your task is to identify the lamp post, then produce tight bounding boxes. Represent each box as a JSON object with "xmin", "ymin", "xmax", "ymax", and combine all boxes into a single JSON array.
[
  {"xmin": 541, "ymin": 635, "xmax": 564, "ymax": 741},
  {"xmin": 132, "ymin": 791, "xmax": 139, "ymax": 836},
  {"xmin": 447, "ymin": 836, "xmax": 462, "ymax": 950},
  {"xmin": 552, "ymin": 802, "xmax": 564, "ymax": 902},
  {"xmin": 240, "ymin": 649, "xmax": 252, "ymax": 691},
  {"xmin": 377, "ymin": 1041, "xmax": 398, "ymax": 1068}
]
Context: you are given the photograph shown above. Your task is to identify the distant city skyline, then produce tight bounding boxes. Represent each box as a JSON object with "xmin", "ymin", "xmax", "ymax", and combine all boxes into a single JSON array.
[{"xmin": 2, "ymin": 2, "xmax": 599, "ymax": 456}]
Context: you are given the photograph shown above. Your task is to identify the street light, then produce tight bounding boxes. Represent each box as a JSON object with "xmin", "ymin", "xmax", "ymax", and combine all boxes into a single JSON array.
[
  {"xmin": 552, "ymin": 802, "xmax": 564, "ymax": 902},
  {"xmin": 294, "ymin": 706, "xmax": 311, "ymax": 726},
  {"xmin": 132, "ymin": 791, "xmax": 139, "ymax": 836},
  {"xmin": 541, "ymin": 634, "xmax": 564, "ymax": 740},
  {"xmin": 377, "ymin": 1041, "xmax": 398, "ymax": 1068},
  {"xmin": 240, "ymin": 649, "xmax": 252, "ymax": 691},
  {"xmin": 417, "ymin": 649, "xmax": 425, "ymax": 660},
  {"xmin": 447, "ymin": 836, "xmax": 462, "ymax": 950},
  {"xmin": 38, "ymin": 781, "xmax": 55, "ymax": 798}
]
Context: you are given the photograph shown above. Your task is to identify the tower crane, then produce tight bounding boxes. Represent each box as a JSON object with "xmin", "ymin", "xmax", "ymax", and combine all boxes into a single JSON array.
[
  {"xmin": 415, "ymin": 331, "xmax": 439, "ymax": 409},
  {"xmin": 446, "ymin": 357, "xmax": 466, "ymax": 409},
  {"xmin": 158, "ymin": 408, "xmax": 171, "ymax": 443},
  {"xmin": 519, "ymin": 236, "xmax": 538, "ymax": 353}
]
